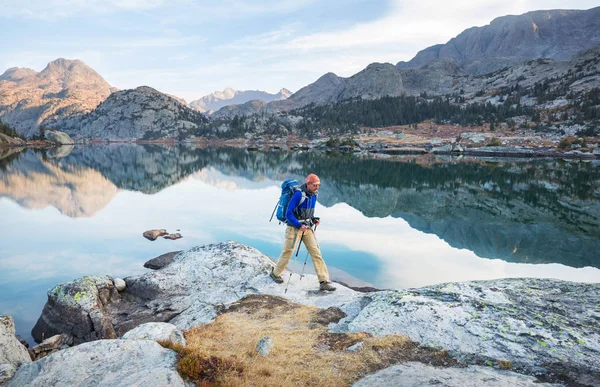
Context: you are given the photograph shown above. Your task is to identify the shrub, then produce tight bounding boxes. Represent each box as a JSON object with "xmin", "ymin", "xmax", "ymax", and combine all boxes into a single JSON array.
[
  {"xmin": 486, "ymin": 137, "xmax": 501, "ymax": 147},
  {"xmin": 558, "ymin": 138, "xmax": 571, "ymax": 149},
  {"xmin": 178, "ymin": 354, "xmax": 242, "ymax": 384}
]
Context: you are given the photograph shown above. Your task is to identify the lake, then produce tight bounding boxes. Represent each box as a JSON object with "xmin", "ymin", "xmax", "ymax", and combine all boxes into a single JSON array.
[{"xmin": 1, "ymin": 144, "xmax": 599, "ymax": 345}]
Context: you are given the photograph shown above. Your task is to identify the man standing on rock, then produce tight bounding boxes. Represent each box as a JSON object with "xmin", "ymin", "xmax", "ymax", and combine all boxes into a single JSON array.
[{"xmin": 270, "ymin": 173, "xmax": 336, "ymax": 291}]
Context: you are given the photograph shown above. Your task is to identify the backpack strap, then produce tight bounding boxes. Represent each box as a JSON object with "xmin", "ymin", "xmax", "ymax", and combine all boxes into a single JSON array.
[
  {"xmin": 298, "ymin": 191, "xmax": 307, "ymax": 207},
  {"xmin": 290, "ymin": 189, "xmax": 307, "ymax": 220}
]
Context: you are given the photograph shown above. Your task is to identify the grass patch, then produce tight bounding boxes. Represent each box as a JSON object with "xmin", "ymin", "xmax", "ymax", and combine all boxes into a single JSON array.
[{"xmin": 161, "ymin": 294, "xmax": 460, "ymax": 386}]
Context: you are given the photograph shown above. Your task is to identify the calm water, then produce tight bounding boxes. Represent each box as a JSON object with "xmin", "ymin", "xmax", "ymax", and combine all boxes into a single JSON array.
[{"xmin": 1, "ymin": 145, "xmax": 600, "ymax": 344}]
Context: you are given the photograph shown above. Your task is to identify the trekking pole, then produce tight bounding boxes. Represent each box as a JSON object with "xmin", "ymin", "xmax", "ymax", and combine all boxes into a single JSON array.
[
  {"xmin": 269, "ymin": 199, "xmax": 279, "ymax": 222},
  {"xmin": 285, "ymin": 230, "xmax": 305, "ymax": 294},
  {"xmin": 295, "ymin": 229, "xmax": 306, "ymax": 257},
  {"xmin": 284, "ymin": 270, "xmax": 293, "ymax": 293},
  {"xmin": 300, "ymin": 224, "xmax": 316, "ymax": 280}
]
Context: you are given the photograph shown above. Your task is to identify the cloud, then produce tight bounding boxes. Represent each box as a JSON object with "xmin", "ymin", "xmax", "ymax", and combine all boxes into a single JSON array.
[
  {"xmin": 220, "ymin": 0, "xmax": 598, "ymax": 63},
  {"xmin": 3, "ymin": 0, "xmax": 319, "ymax": 21}
]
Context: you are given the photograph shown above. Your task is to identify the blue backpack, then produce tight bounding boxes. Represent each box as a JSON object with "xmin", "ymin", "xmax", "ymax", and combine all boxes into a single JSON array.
[{"xmin": 270, "ymin": 178, "xmax": 306, "ymax": 223}]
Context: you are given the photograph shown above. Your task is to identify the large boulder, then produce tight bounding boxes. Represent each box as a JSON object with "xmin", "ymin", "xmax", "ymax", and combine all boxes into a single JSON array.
[
  {"xmin": 44, "ymin": 129, "xmax": 74, "ymax": 145},
  {"xmin": 0, "ymin": 316, "xmax": 32, "ymax": 367},
  {"xmin": 6, "ymin": 340, "xmax": 185, "ymax": 387},
  {"xmin": 338, "ymin": 278, "xmax": 600, "ymax": 386},
  {"xmin": 31, "ymin": 275, "xmax": 121, "ymax": 344},
  {"xmin": 143, "ymin": 251, "xmax": 181, "ymax": 270}
]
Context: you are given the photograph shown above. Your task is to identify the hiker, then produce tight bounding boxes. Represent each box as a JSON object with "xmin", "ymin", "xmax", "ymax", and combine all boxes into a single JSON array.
[{"xmin": 270, "ymin": 173, "xmax": 336, "ymax": 291}]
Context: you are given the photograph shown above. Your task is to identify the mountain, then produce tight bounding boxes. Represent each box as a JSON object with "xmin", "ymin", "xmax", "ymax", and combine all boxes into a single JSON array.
[
  {"xmin": 213, "ymin": 7, "xmax": 600, "ymax": 122},
  {"xmin": 397, "ymin": 7, "xmax": 600, "ymax": 74},
  {"xmin": 189, "ymin": 87, "xmax": 292, "ymax": 113},
  {"xmin": 50, "ymin": 86, "xmax": 209, "ymax": 141},
  {"xmin": 215, "ymin": 64, "xmax": 406, "ymax": 118},
  {"xmin": 0, "ymin": 58, "xmax": 115, "ymax": 138}
]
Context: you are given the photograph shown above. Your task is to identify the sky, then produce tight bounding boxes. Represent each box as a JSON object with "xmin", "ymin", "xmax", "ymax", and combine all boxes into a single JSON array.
[{"xmin": 1, "ymin": 0, "xmax": 598, "ymax": 102}]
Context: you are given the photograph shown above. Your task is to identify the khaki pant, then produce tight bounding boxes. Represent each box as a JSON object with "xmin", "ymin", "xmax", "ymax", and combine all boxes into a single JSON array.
[{"xmin": 274, "ymin": 226, "xmax": 330, "ymax": 282}]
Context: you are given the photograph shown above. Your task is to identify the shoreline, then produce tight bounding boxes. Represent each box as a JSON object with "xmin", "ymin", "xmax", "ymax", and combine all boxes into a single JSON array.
[{"xmin": 2, "ymin": 140, "xmax": 599, "ymax": 160}]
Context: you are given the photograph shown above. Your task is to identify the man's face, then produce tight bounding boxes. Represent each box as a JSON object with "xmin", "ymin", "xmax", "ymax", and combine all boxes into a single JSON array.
[{"xmin": 307, "ymin": 181, "xmax": 320, "ymax": 193}]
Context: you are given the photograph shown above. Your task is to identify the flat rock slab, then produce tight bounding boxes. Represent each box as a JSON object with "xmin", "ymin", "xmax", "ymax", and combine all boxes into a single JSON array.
[
  {"xmin": 135, "ymin": 241, "xmax": 360, "ymax": 330},
  {"xmin": 341, "ymin": 278, "xmax": 600, "ymax": 386},
  {"xmin": 6, "ymin": 340, "xmax": 185, "ymax": 387},
  {"xmin": 352, "ymin": 362, "xmax": 562, "ymax": 387}
]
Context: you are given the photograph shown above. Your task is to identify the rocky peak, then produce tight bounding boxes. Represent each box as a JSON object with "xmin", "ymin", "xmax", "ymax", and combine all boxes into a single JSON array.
[
  {"xmin": 397, "ymin": 6, "xmax": 600, "ymax": 74},
  {"xmin": 336, "ymin": 63, "xmax": 404, "ymax": 100},
  {"xmin": 275, "ymin": 88, "xmax": 292, "ymax": 99},
  {"xmin": 53, "ymin": 86, "xmax": 208, "ymax": 140},
  {"xmin": 0, "ymin": 58, "xmax": 114, "ymax": 137},
  {"xmin": 217, "ymin": 87, "xmax": 237, "ymax": 99},
  {"xmin": 0, "ymin": 67, "xmax": 36, "ymax": 82},
  {"xmin": 191, "ymin": 87, "xmax": 292, "ymax": 114},
  {"xmin": 284, "ymin": 72, "xmax": 342, "ymax": 107},
  {"xmin": 38, "ymin": 58, "xmax": 110, "ymax": 89}
]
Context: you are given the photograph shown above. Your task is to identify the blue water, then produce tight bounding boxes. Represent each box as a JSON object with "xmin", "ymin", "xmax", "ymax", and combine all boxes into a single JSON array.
[{"xmin": 1, "ymin": 145, "xmax": 599, "ymax": 345}]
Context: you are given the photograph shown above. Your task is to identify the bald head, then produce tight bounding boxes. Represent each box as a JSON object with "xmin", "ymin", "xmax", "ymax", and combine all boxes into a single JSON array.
[
  {"xmin": 306, "ymin": 173, "xmax": 320, "ymax": 193},
  {"xmin": 306, "ymin": 173, "xmax": 320, "ymax": 184}
]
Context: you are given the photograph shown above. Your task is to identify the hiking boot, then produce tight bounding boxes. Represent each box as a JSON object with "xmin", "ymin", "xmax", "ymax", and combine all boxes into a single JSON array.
[
  {"xmin": 270, "ymin": 269, "xmax": 284, "ymax": 284},
  {"xmin": 319, "ymin": 281, "xmax": 336, "ymax": 292}
]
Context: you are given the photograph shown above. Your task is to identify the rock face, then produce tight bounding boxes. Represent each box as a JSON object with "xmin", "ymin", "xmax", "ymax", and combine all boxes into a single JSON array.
[
  {"xmin": 31, "ymin": 275, "xmax": 121, "ymax": 344},
  {"xmin": 51, "ymin": 86, "xmax": 209, "ymax": 140},
  {"xmin": 397, "ymin": 7, "xmax": 600, "ymax": 74},
  {"xmin": 190, "ymin": 87, "xmax": 291, "ymax": 114},
  {"xmin": 0, "ymin": 58, "xmax": 114, "ymax": 138},
  {"xmin": 0, "ymin": 316, "xmax": 31, "ymax": 367},
  {"xmin": 6, "ymin": 340, "xmax": 185, "ymax": 387},
  {"xmin": 335, "ymin": 63, "xmax": 404, "ymax": 101},
  {"xmin": 352, "ymin": 362, "xmax": 558, "ymax": 387},
  {"xmin": 337, "ymin": 278, "xmax": 600, "ymax": 386}
]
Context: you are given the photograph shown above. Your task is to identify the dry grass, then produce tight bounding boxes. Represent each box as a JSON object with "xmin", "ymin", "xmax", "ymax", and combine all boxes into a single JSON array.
[
  {"xmin": 159, "ymin": 295, "xmax": 459, "ymax": 386},
  {"xmin": 498, "ymin": 360, "xmax": 512, "ymax": 370}
]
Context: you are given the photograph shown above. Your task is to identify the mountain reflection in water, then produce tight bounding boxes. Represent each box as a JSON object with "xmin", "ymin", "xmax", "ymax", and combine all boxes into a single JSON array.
[{"xmin": 2, "ymin": 145, "xmax": 598, "ymax": 269}]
